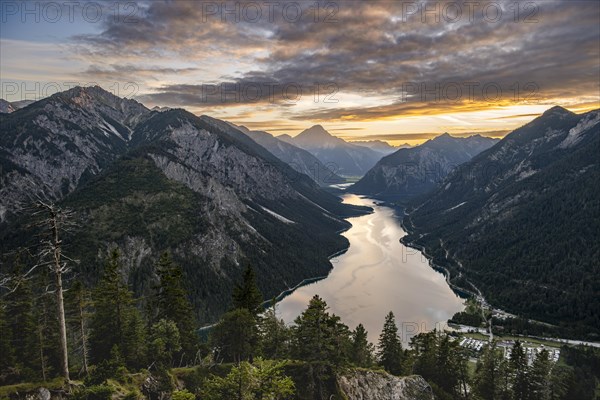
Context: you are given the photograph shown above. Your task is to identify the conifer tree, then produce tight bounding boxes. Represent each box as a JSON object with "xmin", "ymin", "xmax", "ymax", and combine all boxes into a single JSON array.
[
  {"xmin": 34, "ymin": 270, "xmax": 61, "ymax": 382},
  {"xmin": 530, "ymin": 349, "xmax": 551, "ymax": 400},
  {"xmin": 5, "ymin": 271, "xmax": 40, "ymax": 380},
  {"xmin": 409, "ymin": 331, "xmax": 466, "ymax": 397},
  {"xmin": 474, "ymin": 343, "xmax": 503, "ymax": 400},
  {"xmin": 291, "ymin": 295, "xmax": 351, "ymax": 363},
  {"xmin": 151, "ymin": 253, "xmax": 198, "ymax": 365},
  {"xmin": 350, "ymin": 323, "xmax": 374, "ymax": 367},
  {"xmin": 0, "ymin": 300, "xmax": 15, "ymax": 384},
  {"xmin": 33, "ymin": 202, "xmax": 75, "ymax": 382},
  {"xmin": 232, "ymin": 265, "xmax": 263, "ymax": 315},
  {"xmin": 89, "ymin": 249, "xmax": 146, "ymax": 369},
  {"xmin": 210, "ymin": 308, "xmax": 258, "ymax": 363},
  {"xmin": 259, "ymin": 306, "xmax": 290, "ymax": 359},
  {"xmin": 377, "ymin": 311, "xmax": 404, "ymax": 375},
  {"xmin": 202, "ymin": 358, "xmax": 294, "ymax": 400},
  {"xmin": 149, "ymin": 319, "xmax": 181, "ymax": 368},
  {"xmin": 510, "ymin": 341, "xmax": 530, "ymax": 400},
  {"xmin": 66, "ymin": 280, "xmax": 91, "ymax": 376}
]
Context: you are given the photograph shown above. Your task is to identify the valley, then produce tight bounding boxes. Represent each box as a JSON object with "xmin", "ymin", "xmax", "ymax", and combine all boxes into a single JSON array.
[
  {"xmin": 276, "ymin": 194, "xmax": 465, "ymax": 344},
  {"xmin": 2, "ymin": 1, "xmax": 600, "ymax": 398},
  {"xmin": 1, "ymin": 91, "xmax": 599, "ymax": 400}
]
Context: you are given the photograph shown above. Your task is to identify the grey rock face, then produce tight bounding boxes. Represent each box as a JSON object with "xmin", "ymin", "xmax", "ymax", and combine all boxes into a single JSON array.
[
  {"xmin": 0, "ymin": 98, "xmax": 16, "ymax": 113},
  {"xmin": 350, "ymin": 133, "xmax": 498, "ymax": 200},
  {"xmin": 1, "ymin": 86, "xmax": 362, "ymax": 324},
  {"xmin": 242, "ymin": 128, "xmax": 345, "ymax": 186},
  {"xmin": 338, "ymin": 370, "xmax": 434, "ymax": 400},
  {"xmin": 0, "ymin": 86, "xmax": 150, "ymax": 224},
  {"xmin": 281, "ymin": 125, "xmax": 384, "ymax": 177}
]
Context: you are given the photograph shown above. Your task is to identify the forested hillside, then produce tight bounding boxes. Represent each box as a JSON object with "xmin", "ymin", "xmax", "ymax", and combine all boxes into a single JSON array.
[
  {"xmin": 404, "ymin": 107, "xmax": 600, "ymax": 338},
  {"xmin": 350, "ymin": 133, "xmax": 498, "ymax": 200},
  {"xmin": 2, "ymin": 261, "xmax": 597, "ymax": 399},
  {"xmin": 0, "ymin": 86, "xmax": 369, "ymax": 324}
]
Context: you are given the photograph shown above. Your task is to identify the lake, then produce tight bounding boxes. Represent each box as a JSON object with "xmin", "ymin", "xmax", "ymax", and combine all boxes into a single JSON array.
[{"xmin": 276, "ymin": 194, "xmax": 465, "ymax": 344}]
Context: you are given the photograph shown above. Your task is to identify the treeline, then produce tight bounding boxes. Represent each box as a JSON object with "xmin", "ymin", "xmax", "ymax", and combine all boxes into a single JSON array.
[
  {"xmin": 1, "ymin": 250, "xmax": 599, "ymax": 399},
  {"xmin": 0, "ymin": 250, "xmax": 200, "ymax": 388},
  {"xmin": 205, "ymin": 269, "xmax": 598, "ymax": 400}
]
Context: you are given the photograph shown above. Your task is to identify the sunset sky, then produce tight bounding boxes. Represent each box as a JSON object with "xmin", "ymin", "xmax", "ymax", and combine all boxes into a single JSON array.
[{"xmin": 1, "ymin": 0, "xmax": 599, "ymax": 145}]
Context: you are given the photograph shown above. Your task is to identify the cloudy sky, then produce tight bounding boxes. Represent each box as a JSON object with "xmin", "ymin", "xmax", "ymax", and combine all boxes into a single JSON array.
[{"xmin": 1, "ymin": 0, "xmax": 599, "ymax": 144}]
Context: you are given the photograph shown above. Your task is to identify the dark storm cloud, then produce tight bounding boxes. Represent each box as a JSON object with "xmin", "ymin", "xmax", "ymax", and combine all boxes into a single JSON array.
[
  {"xmin": 82, "ymin": 64, "xmax": 199, "ymax": 80},
  {"xmin": 74, "ymin": 0, "xmax": 600, "ymax": 118}
]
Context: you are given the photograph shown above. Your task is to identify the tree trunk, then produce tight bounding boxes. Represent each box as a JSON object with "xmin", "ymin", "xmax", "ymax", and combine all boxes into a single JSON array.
[
  {"xmin": 38, "ymin": 325, "xmax": 47, "ymax": 382},
  {"xmin": 55, "ymin": 270, "xmax": 70, "ymax": 381},
  {"xmin": 79, "ymin": 299, "xmax": 89, "ymax": 375},
  {"xmin": 51, "ymin": 211, "xmax": 70, "ymax": 382}
]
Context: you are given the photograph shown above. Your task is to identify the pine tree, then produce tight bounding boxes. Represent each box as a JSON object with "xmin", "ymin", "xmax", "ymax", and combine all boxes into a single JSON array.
[
  {"xmin": 202, "ymin": 358, "xmax": 294, "ymax": 400},
  {"xmin": 510, "ymin": 341, "xmax": 530, "ymax": 400},
  {"xmin": 5, "ymin": 271, "xmax": 40, "ymax": 380},
  {"xmin": 0, "ymin": 300, "xmax": 16, "ymax": 384},
  {"xmin": 151, "ymin": 253, "xmax": 198, "ymax": 365},
  {"xmin": 409, "ymin": 331, "xmax": 436, "ymax": 379},
  {"xmin": 377, "ymin": 311, "xmax": 404, "ymax": 375},
  {"xmin": 548, "ymin": 364, "xmax": 571, "ymax": 400},
  {"xmin": 66, "ymin": 280, "xmax": 91, "ymax": 376},
  {"xmin": 34, "ymin": 270, "xmax": 62, "ymax": 382},
  {"xmin": 436, "ymin": 334, "xmax": 461, "ymax": 396},
  {"xmin": 149, "ymin": 319, "xmax": 181, "ymax": 368},
  {"xmin": 474, "ymin": 343, "xmax": 502, "ymax": 400},
  {"xmin": 529, "ymin": 349, "xmax": 551, "ymax": 400},
  {"xmin": 210, "ymin": 308, "xmax": 258, "ymax": 363},
  {"xmin": 89, "ymin": 249, "xmax": 146, "ymax": 369},
  {"xmin": 410, "ymin": 331, "xmax": 466, "ymax": 398},
  {"xmin": 497, "ymin": 355, "xmax": 513, "ymax": 400},
  {"xmin": 350, "ymin": 324, "xmax": 374, "ymax": 367},
  {"xmin": 232, "ymin": 265, "xmax": 263, "ymax": 315},
  {"xmin": 291, "ymin": 295, "xmax": 351, "ymax": 364},
  {"xmin": 259, "ymin": 306, "xmax": 290, "ymax": 359}
]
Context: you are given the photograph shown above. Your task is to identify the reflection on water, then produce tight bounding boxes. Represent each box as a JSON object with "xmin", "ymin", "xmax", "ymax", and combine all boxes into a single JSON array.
[{"xmin": 276, "ymin": 194, "xmax": 464, "ymax": 344}]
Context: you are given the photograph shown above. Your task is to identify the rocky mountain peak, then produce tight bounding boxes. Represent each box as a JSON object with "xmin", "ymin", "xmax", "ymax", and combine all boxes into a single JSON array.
[
  {"xmin": 0, "ymin": 98, "xmax": 16, "ymax": 113},
  {"xmin": 542, "ymin": 105, "xmax": 574, "ymax": 117},
  {"xmin": 349, "ymin": 133, "xmax": 498, "ymax": 199},
  {"xmin": 431, "ymin": 132, "xmax": 453, "ymax": 142},
  {"xmin": 56, "ymin": 85, "xmax": 147, "ymax": 112},
  {"xmin": 297, "ymin": 124, "xmax": 332, "ymax": 139}
]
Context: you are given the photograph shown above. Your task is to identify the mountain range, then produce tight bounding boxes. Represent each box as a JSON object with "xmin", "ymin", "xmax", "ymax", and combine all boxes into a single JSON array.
[
  {"xmin": 0, "ymin": 86, "xmax": 369, "ymax": 323},
  {"xmin": 349, "ymin": 133, "xmax": 498, "ymax": 201},
  {"xmin": 226, "ymin": 124, "xmax": 345, "ymax": 186},
  {"xmin": 0, "ymin": 99, "xmax": 36, "ymax": 114},
  {"xmin": 403, "ymin": 106, "xmax": 600, "ymax": 336},
  {"xmin": 350, "ymin": 140, "xmax": 407, "ymax": 155},
  {"xmin": 3, "ymin": 86, "xmax": 598, "ymax": 336},
  {"xmin": 278, "ymin": 125, "xmax": 384, "ymax": 177}
]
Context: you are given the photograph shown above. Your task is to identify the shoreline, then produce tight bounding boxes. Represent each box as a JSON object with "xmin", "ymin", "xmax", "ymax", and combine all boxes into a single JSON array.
[
  {"xmin": 399, "ymin": 212, "xmax": 600, "ymax": 347},
  {"xmin": 200, "ymin": 203, "xmax": 363, "ymax": 332}
]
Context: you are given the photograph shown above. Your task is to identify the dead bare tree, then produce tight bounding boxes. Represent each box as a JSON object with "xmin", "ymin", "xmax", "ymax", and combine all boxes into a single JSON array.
[{"xmin": 31, "ymin": 200, "xmax": 79, "ymax": 383}]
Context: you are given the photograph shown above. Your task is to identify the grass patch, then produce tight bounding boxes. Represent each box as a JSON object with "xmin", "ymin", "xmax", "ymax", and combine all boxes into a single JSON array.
[{"xmin": 0, "ymin": 378, "xmax": 66, "ymax": 398}]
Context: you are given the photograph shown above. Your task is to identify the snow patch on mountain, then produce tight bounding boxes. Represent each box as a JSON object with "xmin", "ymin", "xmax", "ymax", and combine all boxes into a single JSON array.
[
  {"xmin": 259, "ymin": 205, "xmax": 295, "ymax": 224},
  {"xmin": 446, "ymin": 201, "xmax": 467, "ymax": 212}
]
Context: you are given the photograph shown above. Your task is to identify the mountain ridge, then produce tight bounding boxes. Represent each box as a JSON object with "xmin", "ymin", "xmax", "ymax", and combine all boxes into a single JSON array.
[
  {"xmin": 403, "ymin": 107, "xmax": 600, "ymax": 335},
  {"xmin": 349, "ymin": 133, "xmax": 498, "ymax": 200},
  {"xmin": 280, "ymin": 125, "xmax": 384, "ymax": 177},
  {"xmin": 0, "ymin": 86, "xmax": 369, "ymax": 323}
]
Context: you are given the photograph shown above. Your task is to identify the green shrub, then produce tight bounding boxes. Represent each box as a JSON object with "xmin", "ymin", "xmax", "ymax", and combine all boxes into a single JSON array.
[
  {"xmin": 171, "ymin": 389, "xmax": 196, "ymax": 400},
  {"xmin": 123, "ymin": 389, "xmax": 142, "ymax": 400},
  {"xmin": 73, "ymin": 384, "xmax": 114, "ymax": 400}
]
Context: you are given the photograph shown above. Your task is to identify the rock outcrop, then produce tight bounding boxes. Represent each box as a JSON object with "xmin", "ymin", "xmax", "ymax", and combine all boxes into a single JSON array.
[{"xmin": 338, "ymin": 370, "xmax": 434, "ymax": 400}]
